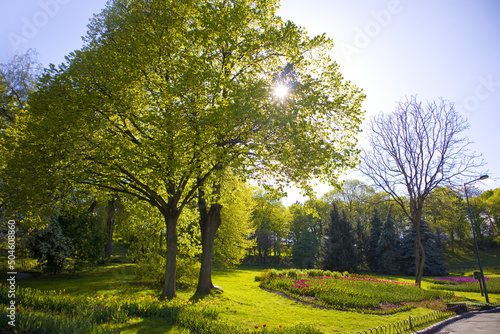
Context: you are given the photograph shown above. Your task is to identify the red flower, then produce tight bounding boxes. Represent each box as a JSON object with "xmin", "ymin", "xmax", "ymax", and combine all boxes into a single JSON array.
[
  {"xmin": 279, "ymin": 325, "xmax": 282, "ymax": 328},
  {"xmin": 263, "ymin": 324, "xmax": 267, "ymax": 327},
  {"xmin": 255, "ymin": 326, "xmax": 259, "ymax": 329}
]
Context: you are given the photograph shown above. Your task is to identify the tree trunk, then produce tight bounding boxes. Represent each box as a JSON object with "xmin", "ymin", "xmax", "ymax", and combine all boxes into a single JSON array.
[
  {"xmin": 414, "ymin": 227, "xmax": 426, "ymax": 286},
  {"xmin": 161, "ymin": 213, "xmax": 178, "ymax": 300},
  {"xmin": 104, "ymin": 198, "xmax": 118, "ymax": 259},
  {"xmin": 196, "ymin": 183, "xmax": 223, "ymax": 295},
  {"xmin": 412, "ymin": 206, "xmax": 425, "ymax": 287},
  {"xmin": 196, "ymin": 202, "xmax": 222, "ymax": 295}
]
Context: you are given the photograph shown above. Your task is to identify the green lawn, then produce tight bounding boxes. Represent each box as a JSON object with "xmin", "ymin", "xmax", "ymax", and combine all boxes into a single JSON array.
[
  {"xmin": 3, "ymin": 239, "xmax": 500, "ymax": 333},
  {"xmin": 6, "ymin": 263, "xmax": 497, "ymax": 334}
]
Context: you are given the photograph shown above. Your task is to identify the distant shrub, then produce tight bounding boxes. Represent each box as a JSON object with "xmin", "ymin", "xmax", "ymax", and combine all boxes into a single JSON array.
[{"xmin": 26, "ymin": 222, "xmax": 74, "ymax": 273}]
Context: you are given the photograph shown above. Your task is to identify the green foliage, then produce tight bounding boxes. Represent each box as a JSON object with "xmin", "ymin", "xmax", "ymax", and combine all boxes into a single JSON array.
[
  {"xmin": 292, "ymin": 230, "xmax": 319, "ymax": 269},
  {"xmin": 58, "ymin": 213, "xmax": 107, "ymax": 267},
  {"xmin": 26, "ymin": 211, "xmax": 107, "ymax": 273},
  {"xmin": 26, "ymin": 222, "xmax": 74, "ymax": 273},
  {"xmin": 317, "ymin": 202, "xmax": 358, "ymax": 272},
  {"xmin": 376, "ymin": 208, "xmax": 400, "ymax": 274},
  {"xmin": 424, "ymin": 187, "xmax": 469, "ymax": 245},
  {"xmin": 289, "ymin": 199, "xmax": 328, "ymax": 269},
  {"xmin": 214, "ymin": 177, "xmax": 256, "ymax": 269},
  {"xmin": 368, "ymin": 209, "xmax": 383, "ymax": 272},
  {"xmin": 399, "ymin": 221, "xmax": 447, "ymax": 276},
  {"xmin": 252, "ymin": 191, "xmax": 290, "ymax": 262}
]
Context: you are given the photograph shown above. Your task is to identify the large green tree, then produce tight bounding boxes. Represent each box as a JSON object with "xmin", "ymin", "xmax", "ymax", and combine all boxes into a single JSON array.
[
  {"xmin": 4, "ymin": 0, "xmax": 363, "ymax": 299},
  {"xmin": 424, "ymin": 186, "xmax": 468, "ymax": 252},
  {"xmin": 213, "ymin": 177, "xmax": 256, "ymax": 269},
  {"xmin": 289, "ymin": 198, "xmax": 328, "ymax": 268},
  {"xmin": 0, "ymin": 49, "xmax": 41, "ymax": 217},
  {"xmin": 252, "ymin": 190, "xmax": 290, "ymax": 264},
  {"xmin": 482, "ymin": 188, "xmax": 500, "ymax": 236}
]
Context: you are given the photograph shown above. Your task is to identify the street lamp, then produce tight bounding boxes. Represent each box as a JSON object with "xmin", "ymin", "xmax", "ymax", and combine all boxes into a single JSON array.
[{"xmin": 464, "ymin": 174, "xmax": 489, "ymax": 303}]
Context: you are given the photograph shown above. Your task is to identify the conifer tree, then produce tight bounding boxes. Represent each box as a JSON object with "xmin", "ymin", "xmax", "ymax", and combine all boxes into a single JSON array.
[
  {"xmin": 368, "ymin": 209, "xmax": 383, "ymax": 272},
  {"xmin": 376, "ymin": 207, "xmax": 399, "ymax": 274},
  {"xmin": 318, "ymin": 202, "xmax": 358, "ymax": 272},
  {"xmin": 354, "ymin": 217, "xmax": 368, "ymax": 270},
  {"xmin": 399, "ymin": 221, "xmax": 447, "ymax": 276}
]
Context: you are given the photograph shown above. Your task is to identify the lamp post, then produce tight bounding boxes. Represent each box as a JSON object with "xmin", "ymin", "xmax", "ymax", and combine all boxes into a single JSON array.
[{"xmin": 464, "ymin": 175, "xmax": 489, "ymax": 303}]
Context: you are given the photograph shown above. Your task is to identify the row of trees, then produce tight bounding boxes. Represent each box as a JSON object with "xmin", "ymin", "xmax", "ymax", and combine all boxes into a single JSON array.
[
  {"xmin": 252, "ymin": 180, "xmax": 498, "ymax": 274},
  {"xmin": 7, "ymin": 177, "xmax": 496, "ymax": 279}
]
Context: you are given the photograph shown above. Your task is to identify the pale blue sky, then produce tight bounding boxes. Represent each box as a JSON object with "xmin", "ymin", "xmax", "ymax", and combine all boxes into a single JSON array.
[{"xmin": 1, "ymin": 1, "xmax": 499, "ymax": 205}]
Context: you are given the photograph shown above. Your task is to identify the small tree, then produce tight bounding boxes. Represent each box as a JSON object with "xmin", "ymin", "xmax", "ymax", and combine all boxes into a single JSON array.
[
  {"xmin": 354, "ymin": 218, "xmax": 368, "ymax": 269},
  {"xmin": 399, "ymin": 221, "xmax": 447, "ymax": 276},
  {"xmin": 360, "ymin": 96, "xmax": 482, "ymax": 286},
  {"xmin": 318, "ymin": 202, "xmax": 358, "ymax": 272},
  {"xmin": 367, "ymin": 209, "xmax": 383, "ymax": 272},
  {"xmin": 376, "ymin": 207, "xmax": 399, "ymax": 274},
  {"xmin": 26, "ymin": 222, "xmax": 74, "ymax": 273},
  {"xmin": 292, "ymin": 230, "xmax": 320, "ymax": 269}
]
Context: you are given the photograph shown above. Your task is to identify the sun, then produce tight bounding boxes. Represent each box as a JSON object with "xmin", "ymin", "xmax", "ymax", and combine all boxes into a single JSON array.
[{"xmin": 274, "ymin": 85, "xmax": 289, "ymax": 99}]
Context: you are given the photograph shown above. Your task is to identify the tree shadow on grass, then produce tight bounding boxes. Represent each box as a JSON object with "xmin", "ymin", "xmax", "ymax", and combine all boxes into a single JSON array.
[{"xmin": 16, "ymin": 263, "xmax": 163, "ymax": 297}]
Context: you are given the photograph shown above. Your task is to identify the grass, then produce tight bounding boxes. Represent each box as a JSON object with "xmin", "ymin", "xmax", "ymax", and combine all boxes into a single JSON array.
[
  {"xmin": 1, "ymin": 263, "xmax": 462, "ymax": 334},
  {"xmin": 444, "ymin": 239, "xmax": 500, "ymax": 275},
  {"xmin": 199, "ymin": 269, "xmax": 439, "ymax": 333},
  {"xmin": 3, "ymin": 239, "xmax": 500, "ymax": 333}
]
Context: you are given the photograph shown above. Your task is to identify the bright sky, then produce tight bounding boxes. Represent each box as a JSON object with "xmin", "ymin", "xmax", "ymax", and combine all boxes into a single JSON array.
[{"xmin": 1, "ymin": 0, "xmax": 499, "ymax": 206}]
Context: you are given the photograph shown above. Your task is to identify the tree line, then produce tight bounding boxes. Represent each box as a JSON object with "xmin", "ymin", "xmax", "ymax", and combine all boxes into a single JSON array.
[
  {"xmin": 251, "ymin": 180, "xmax": 499, "ymax": 275},
  {"xmin": 11, "ymin": 178, "xmax": 498, "ymax": 281}
]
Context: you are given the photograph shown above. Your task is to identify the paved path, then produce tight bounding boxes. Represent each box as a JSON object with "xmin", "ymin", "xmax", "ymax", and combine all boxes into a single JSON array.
[{"xmin": 420, "ymin": 308, "xmax": 500, "ymax": 334}]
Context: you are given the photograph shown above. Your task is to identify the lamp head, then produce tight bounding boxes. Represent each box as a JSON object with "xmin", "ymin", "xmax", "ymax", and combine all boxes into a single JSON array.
[{"xmin": 479, "ymin": 175, "xmax": 489, "ymax": 180}]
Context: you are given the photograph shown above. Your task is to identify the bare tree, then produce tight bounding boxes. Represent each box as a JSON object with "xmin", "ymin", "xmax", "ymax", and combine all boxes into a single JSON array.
[{"xmin": 360, "ymin": 96, "xmax": 483, "ymax": 286}]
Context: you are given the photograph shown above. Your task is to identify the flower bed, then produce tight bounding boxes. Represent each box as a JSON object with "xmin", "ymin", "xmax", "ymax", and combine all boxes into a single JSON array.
[
  {"xmin": 430, "ymin": 277, "xmax": 490, "ymax": 284},
  {"xmin": 260, "ymin": 270, "xmax": 455, "ymax": 314},
  {"xmin": 428, "ymin": 276, "xmax": 500, "ymax": 294}
]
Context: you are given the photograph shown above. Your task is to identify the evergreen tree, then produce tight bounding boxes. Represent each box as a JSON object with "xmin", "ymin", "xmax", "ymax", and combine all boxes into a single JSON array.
[
  {"xmin": 318, "ymin": 202, "xmax": 358, "ymax": 272},
  {"xmin": 354, "ymin": 217, "xmax": 368, "ymax": 270},
  {"xmin": 292, "ymin": 230, "xmax": 320, "ymax": 269},
  {"xmin": 399, "ymin": 221, "xmax": 447, "ymax": 276},
  {"xmin": 376, "ymin": 207, "xmax": 399, "ymax": 274},
  {"xmin": 368, "ymin": 209, "xmax": 383, "ymax": 272}
]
